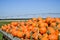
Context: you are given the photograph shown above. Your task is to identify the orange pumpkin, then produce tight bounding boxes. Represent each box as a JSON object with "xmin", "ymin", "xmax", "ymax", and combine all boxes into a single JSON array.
[
  {"xmin": 39, "ymin": 27, "xmax": 47, "ymax": 34},
  {"xmin": 48, "ymin": 34, "xmax": 58, "ymax": 40},
  {"xmin": 48, "ymin": 27, "xmax": 55, "ymax": 34}
]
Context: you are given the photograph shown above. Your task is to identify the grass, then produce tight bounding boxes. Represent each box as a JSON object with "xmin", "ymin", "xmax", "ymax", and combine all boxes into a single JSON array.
[
  {"xmin": 0, "ymin": 22, "xmax": 11, "ymax": 27},
  {"xmin": 0, "ymin": 33, "xmax": 3, "ymax": 40}
]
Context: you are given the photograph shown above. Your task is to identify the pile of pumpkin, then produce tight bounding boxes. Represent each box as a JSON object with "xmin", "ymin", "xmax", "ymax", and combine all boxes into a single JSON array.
[{"xmin": 1, "ymin": 17, "xmax": 60, "ymax": 40}]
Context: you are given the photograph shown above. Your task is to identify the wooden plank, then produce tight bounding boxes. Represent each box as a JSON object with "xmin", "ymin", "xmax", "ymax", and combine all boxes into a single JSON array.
[{"xmin": 0, "ymin": 29, "xmax": 21, "ymax": 40}]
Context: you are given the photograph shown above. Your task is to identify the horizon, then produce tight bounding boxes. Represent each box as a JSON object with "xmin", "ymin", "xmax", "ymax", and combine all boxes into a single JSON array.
[{"xmin": 0, "ymin": 13, "xmax": 60, "ymax": 19}]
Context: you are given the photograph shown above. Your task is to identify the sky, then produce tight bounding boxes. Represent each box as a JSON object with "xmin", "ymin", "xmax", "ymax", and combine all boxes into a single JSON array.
[{"xmin": 0, "ymin": 0, "xmax": 60, "ymax": 18}]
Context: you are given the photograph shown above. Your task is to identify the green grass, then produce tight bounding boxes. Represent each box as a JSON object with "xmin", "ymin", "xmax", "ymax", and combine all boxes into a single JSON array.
[
  {"xmin": 0, "ymin": 33, "xmax": 3, "ymax": 40},
  {"xmin": 0, "ymin": 22, "xmax": 11, "ymax": 27},
  {"xmin": 0, "ymin": 21, "xmax": 11, "ymax": 40}
]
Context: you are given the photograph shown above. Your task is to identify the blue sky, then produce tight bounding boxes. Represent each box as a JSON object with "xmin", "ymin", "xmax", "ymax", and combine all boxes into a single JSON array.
[{"xmin": 0, "ymin": 0, "xmax": 60, "ymax": 18}]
